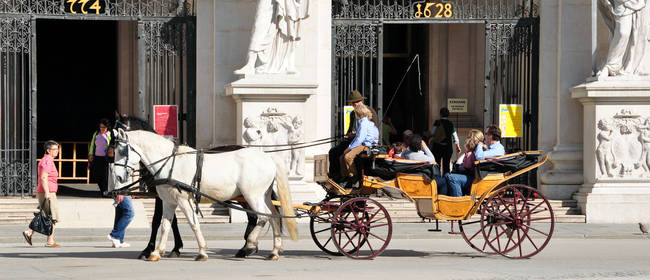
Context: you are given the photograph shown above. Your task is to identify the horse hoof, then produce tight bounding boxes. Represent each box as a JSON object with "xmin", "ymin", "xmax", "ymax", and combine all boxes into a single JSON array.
[
  {"xmin": 167, "ymin": 250, "xmax": 181, "ymax": 258},
  {"xmin": 235, "ymin": 246, "xmax": 258, "ymax": 258},
  {"xmin": 194, "ymin": 254, "xmax": 208, "ymax": 261},
  {"xmin": 138, "ymin": 249, "xmax": 153, "ymax": 260},
  {"xmin": 147, "ymin": 254, "xmax": 161, "ymax": 262},
  {"xmin": 266, "ymin": 254, "xmax": 279, "ymax": 261}
]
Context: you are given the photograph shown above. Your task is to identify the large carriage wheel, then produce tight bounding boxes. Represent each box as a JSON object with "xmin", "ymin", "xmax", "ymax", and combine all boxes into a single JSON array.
[
  {"xmin": 458, "ymin": 203, "xmax": 496, "ymax": 255},
  {"xmin": 331, "ymin": 197, "xmax": 392, "ymax": 259},
  {"xmin": 480, "ymin": 184, "xmax": 554, "ymax": 259},
  {"xmin": 310, "ymin": 198, "xmax": 359, "ymax": 256}
]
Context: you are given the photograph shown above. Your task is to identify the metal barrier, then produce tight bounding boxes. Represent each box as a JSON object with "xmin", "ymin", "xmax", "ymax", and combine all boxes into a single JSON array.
[{"xmin": 37, "ymin": 141, "xmax": 90, "ymax": 183}]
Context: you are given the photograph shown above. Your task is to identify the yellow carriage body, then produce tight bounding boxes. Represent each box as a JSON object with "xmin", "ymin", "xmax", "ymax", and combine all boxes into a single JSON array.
[{"xmin": 316, "ymin": 151, "xmax": 549, "ymax": 222}]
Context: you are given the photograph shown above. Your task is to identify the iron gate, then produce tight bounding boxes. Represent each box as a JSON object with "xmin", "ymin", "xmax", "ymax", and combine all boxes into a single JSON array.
[
  {"xmin": 0, "ymin": 0, "xmax": 196, "ymax": 196},
  {"xmin": 332, "ymin": 0, "xmax": 539, "ymax": 150}
]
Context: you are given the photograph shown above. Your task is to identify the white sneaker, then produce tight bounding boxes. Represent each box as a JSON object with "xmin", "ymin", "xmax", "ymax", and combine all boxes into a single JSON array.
[
  {"xmin": 107, "ymin": 234, "xmax": 121, "ymax": 248},
  {"xmin": 119, "ymin": 242, "xmax": 131, "ymax": 248}
]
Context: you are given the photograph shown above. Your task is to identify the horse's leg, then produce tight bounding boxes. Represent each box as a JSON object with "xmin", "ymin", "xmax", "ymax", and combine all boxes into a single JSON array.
[
  {"xmin": 265, "ymin": 191, "xmax": 284, "ymax": 261},
  {"xmin": 177, "ymin": 199, "xmax": 208, "ymax": 261},
  {"xmin": 139, "ymin": 197, "xmax": 162, "ymax": 259},
  {"xmin": 148, "ymin": 200, "xmax": 176, "ymax": 261},
  {"xmin": 169, "ymin": 214, "xmax": 183, "ymax": 258},
  {"xmin": 235, "ymin": 202, "xmax": 258, "ymax": 258}
]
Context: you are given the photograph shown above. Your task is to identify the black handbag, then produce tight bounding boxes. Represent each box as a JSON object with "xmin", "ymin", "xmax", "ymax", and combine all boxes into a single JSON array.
[{"xmin": 29, "ymin": 200, "xmax": 53, "ymax": 236}]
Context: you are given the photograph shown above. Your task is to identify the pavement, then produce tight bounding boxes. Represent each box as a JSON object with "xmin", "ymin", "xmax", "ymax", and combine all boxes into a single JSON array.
[{"xmin": 3, "ymin": 222, "xmax": 649, "ymax": 245}]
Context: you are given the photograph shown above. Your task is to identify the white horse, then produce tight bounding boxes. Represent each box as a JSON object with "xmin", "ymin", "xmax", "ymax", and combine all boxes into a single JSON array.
[{"xmin": 110, "ymin": 129, "xmax": 297, "ymax": 261}]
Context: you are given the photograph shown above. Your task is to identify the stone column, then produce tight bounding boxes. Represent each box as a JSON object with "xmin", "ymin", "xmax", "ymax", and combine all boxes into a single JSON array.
[
  {"xmin": 571, "ymin": 79, "xmax": 650, "ymax": 223},
  {"xmin": 539, "ymin": 0, "xmax": 592, "ymax": 200}
]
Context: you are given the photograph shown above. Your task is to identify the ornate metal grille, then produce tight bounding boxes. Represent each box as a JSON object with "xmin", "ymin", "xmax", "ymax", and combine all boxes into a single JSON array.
[
  {"xmin": 333, "ymin": 0, "xmax": 538, "ymax": 20},
  {"xmin": 139, "ymin": 18, "xmax": 196, "ymax": 146},
  {"xmin": 0, "ymin": 0, "xmax": 194, "ymax": 17},
  {"xmin": 332, "ymin": 23, "xmax": 382, "ymax": 136},
  {"xmin": 484, "ymin": 18, "xmax": 540, "ymax": 186},
  {"xmin": 0, "ymin": 17, "xmax": 33, "ymax": 196},
  {"xmin": 0, "ymin": 1, "xmax": 195, "ymax": 196}
]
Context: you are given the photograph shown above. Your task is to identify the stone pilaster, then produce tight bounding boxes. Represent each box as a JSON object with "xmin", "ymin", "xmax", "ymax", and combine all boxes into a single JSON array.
[{"xmin": 571, "ymin": 78, "xmax": 650, "ymax": 223}]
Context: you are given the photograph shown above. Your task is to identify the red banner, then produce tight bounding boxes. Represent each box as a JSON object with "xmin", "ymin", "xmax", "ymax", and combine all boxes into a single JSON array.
[{"xmin": 153, "ymin": 105, "xmax": 178, "ymax": 138}]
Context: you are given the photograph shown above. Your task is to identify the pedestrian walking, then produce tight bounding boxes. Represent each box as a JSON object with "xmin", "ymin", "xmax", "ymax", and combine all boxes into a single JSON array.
[
  {"xmin": 107, "ymin": 194, "xmax": 134, "ymax": 248},
  {"xmin": 429, "ymin": 107, "xmax": 461, "ymax": 175},
  {"xmin": 23, "ymin": 140, "xmax": 61, "ymax": 247}
]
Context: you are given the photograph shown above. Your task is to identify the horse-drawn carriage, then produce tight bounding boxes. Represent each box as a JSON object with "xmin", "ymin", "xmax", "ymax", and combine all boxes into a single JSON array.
[
  {"xmin": 111, "ymin": 128, "xmax": 552, "ymax": 261},
  {"xmin": 295, "ymin": 150, "xmax": 553, "ymax": 259}
]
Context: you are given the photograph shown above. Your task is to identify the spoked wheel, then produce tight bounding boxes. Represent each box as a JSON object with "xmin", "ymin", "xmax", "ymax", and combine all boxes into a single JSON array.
[
  {"xmin": 458, "ymin": 203, "xmax": 496, "ymax": 255},
  {"xmin": 309, "ymin": 198, "xmax": 351, "ymax": 256},
  {"xmin": 331, "ymin": 197, "xmax": 392, "ymax": 259},
  {"xmin": 481, "ymin": 184, "xmax": 554, "ymax": 259}
]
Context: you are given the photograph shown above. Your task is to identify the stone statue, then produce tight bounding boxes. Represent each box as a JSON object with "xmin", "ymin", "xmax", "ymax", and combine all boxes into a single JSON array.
[
  {"xmin": 242, "ymin": 117, "xmax": 263, "ymax": 145},
  {"xmin": 596, "ymin": 119, "xmax": 616, "ymax": 177},
  {"xmin": 234, "ymin": 0, "xmax": 310, "ymax": 75},
  {"xmin": 597, "ymin": 0, "xmax": 650, "ymax": 78},
  {"xmin": 281, "ymin": 116, "xmax": 304, "ymax": 176},
  {"xmin": 636, "ymin": 118, "xmax": 650, "ymax": 174}
]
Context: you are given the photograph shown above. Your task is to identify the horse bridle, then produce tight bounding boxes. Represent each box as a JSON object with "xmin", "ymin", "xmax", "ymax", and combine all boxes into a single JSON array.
[{"xmin": 113, "ymin": 132, "xmax": 180, "ymax": 186}]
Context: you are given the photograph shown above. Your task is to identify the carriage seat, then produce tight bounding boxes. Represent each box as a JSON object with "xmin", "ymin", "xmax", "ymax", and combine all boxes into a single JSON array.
[
  {"xmin": 362, "ymin": 154, "xmax": 441, "ymax": 181},
  {"xmin": 473, "ymin": 150, "xmax": 542, "ymax": 179}
]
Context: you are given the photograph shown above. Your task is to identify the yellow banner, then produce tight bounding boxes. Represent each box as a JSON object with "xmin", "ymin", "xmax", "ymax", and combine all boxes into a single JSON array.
[
  {"xmin": 499, "ymin": 104, "xmax": 523, "ymax": 138},
  {"xmin": 344, "ymin": 106, "xmax": 355, "ymax": 134}
]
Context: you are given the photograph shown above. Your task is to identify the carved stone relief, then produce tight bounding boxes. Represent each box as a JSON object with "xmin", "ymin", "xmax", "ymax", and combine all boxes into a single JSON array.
[
  {"xmin": 596, "ymin": 109, "xmax": 650, "ymax": 178},
  {"xmin": 242, "ymin": 107, "xmax": 305, "ymax": 178}
]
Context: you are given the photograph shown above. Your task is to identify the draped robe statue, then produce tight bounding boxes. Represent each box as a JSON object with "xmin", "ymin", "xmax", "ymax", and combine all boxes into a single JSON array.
[
  {"xmin": 597, "ymin": 0, "xmax": 650, "ymax": 77},
  {"xmin": 234, "ymin": 0, "xmax": 310, "ymax": 75}
]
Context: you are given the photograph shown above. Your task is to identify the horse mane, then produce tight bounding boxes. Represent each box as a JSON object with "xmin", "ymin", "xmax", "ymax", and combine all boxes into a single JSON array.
[{"xmin": 118, "ymin": 115, "xmax": 155, "ymax": 132}]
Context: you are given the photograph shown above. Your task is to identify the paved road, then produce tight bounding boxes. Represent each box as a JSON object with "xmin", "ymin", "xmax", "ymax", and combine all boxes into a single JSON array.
[{"xmin": 2, "ymin": 237, "xmax": 650, "ymax": 280}]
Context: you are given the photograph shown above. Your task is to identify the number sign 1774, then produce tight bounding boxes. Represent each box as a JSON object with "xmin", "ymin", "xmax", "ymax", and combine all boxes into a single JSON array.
[
  {"xmin": 66, "ymin": 0, "xmax": 104, "ymax": 15},
  {"xmin": 414, "ymin": 2, "xmax": 453, "ymax": 18}
]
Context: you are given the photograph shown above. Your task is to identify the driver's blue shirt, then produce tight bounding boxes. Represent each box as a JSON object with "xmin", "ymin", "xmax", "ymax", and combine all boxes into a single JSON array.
[{"xmin": 349, "ymin": 117, "xmax": 378, "ymax": 150}]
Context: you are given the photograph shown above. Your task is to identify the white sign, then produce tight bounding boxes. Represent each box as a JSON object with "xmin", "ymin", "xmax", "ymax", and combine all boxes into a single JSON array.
[{"xmin": 447, "ymin": 98, "xmax": 467, "ymax": 113}]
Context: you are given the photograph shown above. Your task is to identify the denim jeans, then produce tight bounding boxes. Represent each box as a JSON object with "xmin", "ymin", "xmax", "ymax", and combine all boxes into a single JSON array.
[
  {"xmin": 110, "ymin": 196, "xmax": 134, "ymax": 243},
  {"xmin": 434, "ymin": 177, "xmax": 449, "ymax": 196},
  {"xmin": 444, "ymin": 173, "xmax": 473, "ymax": 197}
]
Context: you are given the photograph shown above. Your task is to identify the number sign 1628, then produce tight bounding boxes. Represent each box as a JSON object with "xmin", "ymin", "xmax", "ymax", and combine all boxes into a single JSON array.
[
  {"xmin": 414, "ymin": 2, "xmax": 453, "ymax": 18},
  {"xmin": 65, "ymin": 0, "xmax": 105, "ymax": 14}
]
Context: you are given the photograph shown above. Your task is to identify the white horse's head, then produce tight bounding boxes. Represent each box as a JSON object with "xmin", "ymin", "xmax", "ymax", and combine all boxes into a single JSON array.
[{"xmin": 112, "ymin": 128, "xmax": 144, "ymax": 185}]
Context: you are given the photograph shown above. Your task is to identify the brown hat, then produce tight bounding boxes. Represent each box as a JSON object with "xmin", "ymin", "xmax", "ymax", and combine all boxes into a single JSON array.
[{"xmin": 347, "ymin": 90, "xmax": 366, "ymax": 104}]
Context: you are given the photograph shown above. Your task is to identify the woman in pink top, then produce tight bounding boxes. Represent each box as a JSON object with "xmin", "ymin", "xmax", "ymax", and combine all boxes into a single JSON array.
[
  {"xmin": 23, "ymin": 140, "xmax": 60, "ymax": 247},
  {"xmin": 442, "ymin": 130, "xmax": 484, "ymax": 197}
]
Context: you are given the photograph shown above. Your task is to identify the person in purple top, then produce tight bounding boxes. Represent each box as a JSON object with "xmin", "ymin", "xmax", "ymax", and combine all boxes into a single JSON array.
[{"xmin": 89, "ymin": 118, "xmax": 112, "ymax": 197}]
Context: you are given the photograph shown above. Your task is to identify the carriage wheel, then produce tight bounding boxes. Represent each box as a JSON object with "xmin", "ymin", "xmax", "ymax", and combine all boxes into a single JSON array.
[
  {"xmin": 481, "ymin": 184, "xmax": 554, "ymax": 259},
  {"xmin": 331, "ymin": 197, "xmax": 392, "ymax": 260},
  {"xmin": 309, "ymin": 198, "xmax": 354, "ymax": 256},
  {"xmin": 458, "ymin": 203, "xmax": 496, "ymax": 255}
]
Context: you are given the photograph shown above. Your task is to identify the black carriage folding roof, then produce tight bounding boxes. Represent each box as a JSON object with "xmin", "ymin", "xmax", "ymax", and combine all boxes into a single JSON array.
[
  {"xmin": 366, "ymin": 156, "xmax": 441, "ymax": 181},
  {"xmin": 474, "ymin": 151, "xmax": 543, "ymax": 179}
]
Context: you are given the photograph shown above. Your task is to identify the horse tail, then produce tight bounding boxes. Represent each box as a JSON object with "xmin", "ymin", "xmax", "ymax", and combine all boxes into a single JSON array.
[{"xmin": 274, "ymin": 158, "xmax": 298, "ymax": 241}]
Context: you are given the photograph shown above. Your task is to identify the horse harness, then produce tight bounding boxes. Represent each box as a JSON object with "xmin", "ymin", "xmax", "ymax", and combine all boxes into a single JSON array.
[{"xmin": 112, "ymin": 138, "xmax": 305, "ymax": 219}]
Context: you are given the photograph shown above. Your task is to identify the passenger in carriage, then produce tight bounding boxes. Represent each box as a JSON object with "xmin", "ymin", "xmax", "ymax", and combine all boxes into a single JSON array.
[
  {"xmin": 400, "ymin": 134, "xmax": 436, "ymax": 162},
  {"xmin": 444, "ymin": 125, "xmax": 504, "ymax": 196},
  {"xmin": 443, "ymin": 129, "xmax": 484, "ymax": 197},
  {"xmin": 474, "ymin": 125, "xmax": 505, "ymax": 160},
  {"xmin": 340, "ymin": 103, "xmax": 379, "ymax": 188}
]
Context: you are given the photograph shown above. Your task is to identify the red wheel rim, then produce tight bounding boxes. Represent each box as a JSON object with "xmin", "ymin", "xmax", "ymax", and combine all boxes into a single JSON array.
[
  {"xmin": 459, "ymin": 204, "xmax": 496, "ymax": 255},
  {"xmin": 481, "ymin": 184, "xmax": 554, "ymax": 259},
  {"xmin": 310, "ymin": 198, "xmax": 361, "ymax": 256},
  {"xmin": 331, "ymin": 197, "xmax": 392, "ymax": 259}
]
